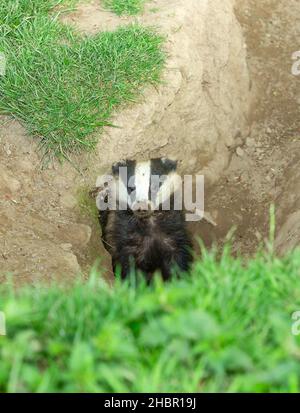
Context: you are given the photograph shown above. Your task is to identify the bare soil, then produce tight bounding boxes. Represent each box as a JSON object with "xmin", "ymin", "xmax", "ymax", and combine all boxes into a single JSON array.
[
  {"xmin": 193, "ymin": 0, "xmax": 300, "ymax": 256},
  {"xmin": 1, "ymin": 0, "xmax": 299, "ymax": 283}
]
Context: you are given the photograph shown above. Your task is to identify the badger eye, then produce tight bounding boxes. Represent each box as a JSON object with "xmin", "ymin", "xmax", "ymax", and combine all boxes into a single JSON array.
[{"xmin": 128, "ymin": 186, "xmax": 136, "ymax": 194}]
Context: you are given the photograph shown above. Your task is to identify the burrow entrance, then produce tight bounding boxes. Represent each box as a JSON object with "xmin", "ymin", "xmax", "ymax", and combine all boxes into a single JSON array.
[{"xmin": 1, "ymin": 0, "xmax": 299, "ymax": 284}]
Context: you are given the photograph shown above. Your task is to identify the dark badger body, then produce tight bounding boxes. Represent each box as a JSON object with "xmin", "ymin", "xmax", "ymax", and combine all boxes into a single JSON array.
[{"xmin": 97, "ymin": 158, "xmax": 193, "ymax": 281}]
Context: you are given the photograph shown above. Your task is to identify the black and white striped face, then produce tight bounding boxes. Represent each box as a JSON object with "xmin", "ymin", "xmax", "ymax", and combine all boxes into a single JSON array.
[{"xmin": 112, "ymin": 158, "xmax": 181, "ymax": 213}]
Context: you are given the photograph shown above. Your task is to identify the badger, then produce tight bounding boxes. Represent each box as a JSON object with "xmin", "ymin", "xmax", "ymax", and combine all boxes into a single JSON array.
[{"xmin": 95, "ymin": 158, "xmax": 193, "ymax": 281}]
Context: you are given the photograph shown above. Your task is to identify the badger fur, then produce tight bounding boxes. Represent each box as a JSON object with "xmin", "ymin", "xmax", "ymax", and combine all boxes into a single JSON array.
[{"xmin": 96, "ymin": 158, "xmax": 193, "ymax": 281}]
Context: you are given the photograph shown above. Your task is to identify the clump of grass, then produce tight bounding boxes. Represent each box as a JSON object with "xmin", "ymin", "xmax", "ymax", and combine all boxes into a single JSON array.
[
  {"xmin": 103, "ymin": 0, "xmax": 148, "ymax": 16},
  {"xmin": 0, "ymin": 1, "xmax": 165, "ymax": 158},
  {"xmin": 0, "ymin": 0, "xmax": 62, "ymax": 35},
  {"xmin": 1, "ymin": 248, "xmax": 300, "ymax": 392}
]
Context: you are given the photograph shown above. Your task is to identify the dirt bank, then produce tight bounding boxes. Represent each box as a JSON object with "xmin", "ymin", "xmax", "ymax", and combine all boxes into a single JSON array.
[
  {"xmin": 1, "ymin": 0, "xmax": 250, "ymax": 282},
  {"xmin": 62, "ymin": 0, "xmax": 250, "ymax": 182},
  {"xmin": 1, "ymin": 0, "xmax": 299, "ymax": 282},
  {"xmin": 194, "ymin": 0, "xmax": 300, "ymax": 256}
]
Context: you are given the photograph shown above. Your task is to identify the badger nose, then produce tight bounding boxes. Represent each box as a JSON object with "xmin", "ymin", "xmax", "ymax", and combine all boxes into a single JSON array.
[
  {"xmin": 132, "ymin": 201, "xmax": 152, "ymax": 212},
  {"xmin": 135, "ymin": 201, "xmax": 150, "ymax": 211}
]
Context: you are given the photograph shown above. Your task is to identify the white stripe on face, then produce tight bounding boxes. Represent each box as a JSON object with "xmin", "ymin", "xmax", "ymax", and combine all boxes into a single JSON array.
[
  {"xmin": 155, "ymin": 172, "xmax": 182, "ymax": 208},
  {"xmin": 134, "ymin": 161, "xmax": 151, "ymax": 203}
]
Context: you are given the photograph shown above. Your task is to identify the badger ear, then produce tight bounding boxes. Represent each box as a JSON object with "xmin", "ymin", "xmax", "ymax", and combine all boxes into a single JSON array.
[
  {"xmin": 112, "ymin": 160, "xmax": 127, "ymax": 175},
  {"xmin": 161, "ymin": 158, "xmax": 178, "ymax": 172}
]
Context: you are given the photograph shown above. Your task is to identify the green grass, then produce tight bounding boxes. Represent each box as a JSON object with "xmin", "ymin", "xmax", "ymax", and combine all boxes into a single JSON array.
[
  {"xmin": 77, "ymin": 186, "xmax": 99, "ymax": 223},
  {"xmin": 103, "ymin": 0, "xmax": 148, "ymax": 16},
  {"xmin": 0, "ymin": 1, "xmax": 165, "ymax": 158},
  {"xmin": 1, "ymin": 247, "xmax": 300, "ymax": 393}
]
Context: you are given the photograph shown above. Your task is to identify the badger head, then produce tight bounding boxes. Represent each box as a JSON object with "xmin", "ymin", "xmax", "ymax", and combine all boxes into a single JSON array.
[{"xmin": 112, "ymin": 158, "xmax": 182, "ymax": 215}]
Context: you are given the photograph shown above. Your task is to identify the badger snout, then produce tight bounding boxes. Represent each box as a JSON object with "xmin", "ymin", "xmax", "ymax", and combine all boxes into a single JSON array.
[{"xmin": 131, "ymin": 200, "xmax": 154, "ymax": 215}]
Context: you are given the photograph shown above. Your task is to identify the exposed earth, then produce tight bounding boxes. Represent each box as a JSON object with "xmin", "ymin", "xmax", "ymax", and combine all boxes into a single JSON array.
[
  {"xmin": 0, "ymin": 0, "xmax": 299, "ymax": 283},
  {"xmin": 198, "ymin": 0, "xmax": 300, "ymax": 256}
]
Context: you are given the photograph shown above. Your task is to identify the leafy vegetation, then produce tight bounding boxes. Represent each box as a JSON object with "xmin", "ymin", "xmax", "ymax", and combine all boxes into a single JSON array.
[
  {"xmin": 0, "ymin": 1, "xmax": 165, "ymax": 158},
  {"xmin": 103, "ymin": 0, "xmax": 148, "ymax": 16},
  {"xmin": 1, "ymin": 247, "xmax": 300, "ymax": 392}
]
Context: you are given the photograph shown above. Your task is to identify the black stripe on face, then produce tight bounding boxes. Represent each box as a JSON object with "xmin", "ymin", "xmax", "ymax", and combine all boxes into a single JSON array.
[
  {"xmin": 149, "ymin": 158, "xmax": 178, "ymax": 201},
  {"xmin": 150, "ymin": 158, "xmax": 177, "ymax": 176},
  {"xmin": 112, "ymin": 160, "xmax": 136, "ymax": 193},
  {"xmin": 126, "ymin": 161, "xmax": 136, "ymax": 194}
]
